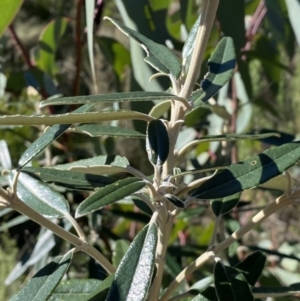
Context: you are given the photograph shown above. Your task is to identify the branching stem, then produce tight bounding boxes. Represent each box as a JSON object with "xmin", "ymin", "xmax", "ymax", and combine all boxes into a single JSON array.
[
  {"xmin": 64, "ymin": 213, "xmax": 87, "ymax": 242},
  {"xmin": 160, "ymin": 195, "xmax": 292, "ymax": 301},
  {"xmin": 9, "ymin": 195, "xmax": 115, "ymax": 274},
  {"xmin": 151, "ymin": 2, "xmax": 220, "ymax": 299}
]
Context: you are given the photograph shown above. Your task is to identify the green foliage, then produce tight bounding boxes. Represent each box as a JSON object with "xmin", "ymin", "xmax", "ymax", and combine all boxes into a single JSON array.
[
  {"xmin": 106, "ymin": 224, "xmax": 157, "ymax": 301},
  {"xmin": 214, "ymin": 261, "xmax": 254, "ymax": 301},
  {"xmin": 10, "ymin": 250, "xmax": 73, "ymax": 301},
  {"xmin": 35, "ymin": 18, "xmax": 69, "ymax": 76},
  {"xmin": 75, "ymin": 178, "xmax": 146, "ymax": 218},
  {"xmin": 0, "ymin": 0, "xmax": 24, "ymax": 37},
  {"xmin": 146, "ymin": 119, "xmax": 170, "ymax": 167},
  {"xmin": 193, "ymin": 37, "xmax": 236, "ymax": 106},
  {"xmin": 105, "ymin": 18, "xmax": 182, "ymax": 78},
  {"xmin": 192, "ymin": 141, "xmax": 300, "ymax": 199},
  {"xmin": 1, "ymin": 0, "xmax": 300, "ymax": 300}
]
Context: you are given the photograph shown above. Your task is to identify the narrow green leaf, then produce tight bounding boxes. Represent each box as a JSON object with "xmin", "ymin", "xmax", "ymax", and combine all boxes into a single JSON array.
[
  {"xmin": 214, "ymin": 261, "xmax": 254, "ymax": 301},
  {"xmin": 112, "ymin": 240, "xmax": 130, "ymax": 268},
  {"xmin": 193, "ymin": 37, "xmax": 236, "ymax": 107},
  {"xmin": 11, "ymin": 250, "xmax": 73, "ymax": 301},
  {"xmin": 10, "ymin": 171, "xmax": 69, "ymax": 218},
  {"xmin": 40, "ymin": 91, "xmax": 183, "ymax": 107},
  {"xmin": 105, "ymin": 17, "xmax": 182, "ymax": 78},
  {"xmin": 180, "ymin": 132, "xmax": 280, "ymax": 153},
  {"xmin": 18, "ymin": 103, "xmax": 96, "ymax": 169},
  {"xmin": 0, "ymin": 0, "xmax": 24, "ymax": 37},
  {"xmin": 0, "ymin": 110, "xmax": 154, "ymax": 126},
  {"xmin": 82, "ymin": 274, "xmax": 114, "ymax": 301},
  {"xmin": 71, "ymin": 124, "xmax": 145, "ymax": 139},
  {"xmin": 149, "ymin": 100, "xmax": 171, "ymax": 118},
  {"xmin": 194, "ymin": 133, "xmax": 280, "ymax": 143},
  {"xmin": 211, "ymin": 193, "xmax": 241, "ymax": 217},
  {"xmin": 190, "ymin": 294, "xmax": 213, "ymax": 301},
  {"xmin": 36, "ymin": 18, "xmax": 69, "ymax": 75},
  {"xmin": 114, "ymin": 1, "xmax": 164, "ymax": 92},
  {"xmin": 85, "ymin": 0, "xmax": 97, "ymax": 89},
  {"xmin": 146, "ymin": 119, "xmax": 169, "ymax": 167},
  {"xmin": 97, "ymin": 37, "xmax": 130, "ymax": 83},
  {"xmin": 252, "ymin": 282, "xmax": 300, "ymax": 298},
  {"xmin": 55, "ymin": 155, "xmax": 129, "ymax": 170},
  {"xmin": 164, "ymin": 194, "xmax": 185, "ymax": 208},
  {"xmin": 132, "ymin": 198, "xmax": 153, "ymax": 216},
  {"xmin": 191, "ymin": 141, "xmax": 300, "ymax": 199},
  {"xmin": 235, "ymin": 251, "xmax": 266, "ymax": 286},
  {"xmin": 21, "ymin": 167, "xmax": 115, "ymax": 190},
  {"xmin": 54, "ymin": 155, "xmax": 130, "ymax": 175},
  {"xmin": 48, "ymin": 279, "xmax": 101, "ymax": 301},
  {"xmin": 75, "ymin": 178, "xmax": 146, "ymax": 218},
  {"xmin": 106, "ymin": 223, "xmax": 158, "ymax": 301},
  {"xmin": 182, "ymin": 14, "xmax": 201, "ymax": 59}
]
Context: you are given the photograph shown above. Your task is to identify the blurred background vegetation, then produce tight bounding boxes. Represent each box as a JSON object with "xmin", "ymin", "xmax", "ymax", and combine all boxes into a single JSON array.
[{"xmin": 1, "ymin": 0, "xmax": 300, "ymax": 300}]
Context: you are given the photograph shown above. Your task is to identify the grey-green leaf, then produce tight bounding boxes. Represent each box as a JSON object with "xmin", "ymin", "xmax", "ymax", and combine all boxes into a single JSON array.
[
  {"xmin": 192, "ymin": 132, "xmax": 280, "ymax": 143},
  {"xmin": 192, "ymin": 37, "xmax": 235, "ymax": 107},
  {"xmin": 214, "ymin": 261, "xmax": 254, "ymax": 301},
  {"xmin": 48, "ymin": 279, "xmax": 101, "ymax": 301},
  {"xmin": 83, "ymin": 274, "xmax": 114, "ymax": 301},
  {"xmin": 235, "ymin": 251, "xmax": 266, "ymax": 286},
  {"xmin": 191, "ymin": 141, "xmax": 300, "ymax": 199},
  {"xmin": 182, "ymin": 14, "xmax": 201, "ymax": 59},
  {"xmin": 21, "ymin": 167, "xmax": 115, "ymax": 190},
  {"xmin": 180, "ymin": 132, "xmax": 280, "ymax": 154},
  {"xmin": 54, "ymin": 155, "xmax": 129, "ymax": 173},
  {"xmin": 40, "ymin": 91, "xmax": 183, "ymax": 107},
  {"xmin": 0, "ymin": 110, "xmax": 153, "ymax": 126},
  {"xmin": 18, "ymin": 103, "xmax": 96, "ymax": 169},
  {"xmin": 146, "ymin": 119, "xmax": 169, "ymax": 167},
  {"xmin": 106, "ymin": 224, "xmax": 158, "ymax": 301},
  {"xmin": 11, "ymin": 250, "xmax": 73, "ymax": 301},
  {"xmin": 10, "ymin": 171, "xmax": 69, "ymax": 218},
  {"xmin": 211, "ymin": 193, "xmax": 241, "ymax": 217},
  {"xmin": 71, "ymin": 124, "xmax": 145, "ymax": 139},
  {"xmin": 85, "ymin": 0, "xmax": 96, "ymax": 88},
  {"xmin": 149, "ymin": 100, "xmax": 171, "ymax": 118},
  {"xmin": 75, "ymin": 178, "xmax": 146, "ymax": 218},
  {"xmin": 105, "ymin": 17, "xmax": 182, "ymax": 78},
  {"xmin": 165, "ymin": 194, "xmax": 185, "ymax": 208}
]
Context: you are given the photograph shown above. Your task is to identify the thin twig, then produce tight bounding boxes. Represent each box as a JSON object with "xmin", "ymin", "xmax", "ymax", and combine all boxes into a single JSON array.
[
  {"xmin": 160, "ymin": 195, "xmax": 292, "ymax": 301},
  {"xmin": 9, "ymin": 194, "xmax": 115, "ymax": 274},
  {"xmin": 8, "ymin": 25, "xmax": 34, "ymax": 69},
  {"xmin": 230, "ymin": 76, "xmax": 238, "ymax": 163},
  {"xmin": 64, "ymin": 213, "xmax": 87, "ymax": 242}
]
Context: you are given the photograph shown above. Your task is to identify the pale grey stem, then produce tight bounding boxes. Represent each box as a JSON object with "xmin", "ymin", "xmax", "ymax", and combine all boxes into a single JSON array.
[
  {"xmin": 179, "ymin": 0, "xmax": 220, "ymax": 100},
  {"xmin": 64, "ymin": 213, "xmax": 87, "ymax": 242},
  {"xmin": 10, "ymin": 195, "xmax": 115, "ymax": 274}
]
